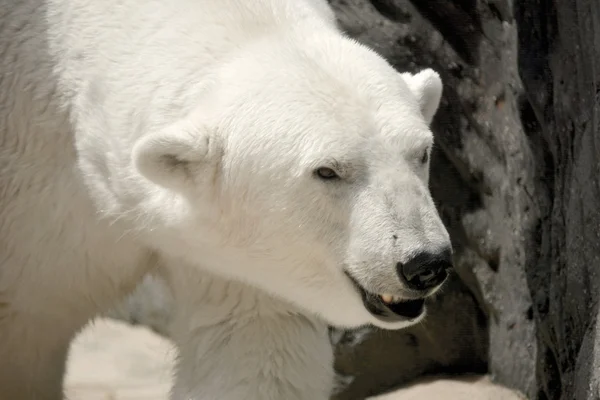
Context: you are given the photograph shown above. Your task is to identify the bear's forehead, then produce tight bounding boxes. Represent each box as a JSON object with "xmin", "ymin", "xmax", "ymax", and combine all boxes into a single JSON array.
[
  {"xmin": 218, "ymin": 34, "xmax": 432, "ymax": 158},
  {"xmin": 224, "ymin": 79, "xmax": 429, "ymax": 148},
  {"xmin": 223, "ymin": 58, "xmax": 427, "ymax": 132},
  {"xmin": 221, "ymin": 34, "xmax": 424, "ymax": 121},
  {"xmin": 220, "ymin": 68, "xmax": 431, "ymax": 157}
]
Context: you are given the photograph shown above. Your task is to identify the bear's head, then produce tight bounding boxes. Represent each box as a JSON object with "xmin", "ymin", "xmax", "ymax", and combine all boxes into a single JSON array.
[{"xmin": 133, "ymin": 34, "xmax": 452, "ymax": 330}]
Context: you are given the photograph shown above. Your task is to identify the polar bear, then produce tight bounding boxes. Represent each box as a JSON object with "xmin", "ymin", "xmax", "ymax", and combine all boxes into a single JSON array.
[{"xmin": 0, "ymin": 0, "xmax": 452, "ymax": 399}]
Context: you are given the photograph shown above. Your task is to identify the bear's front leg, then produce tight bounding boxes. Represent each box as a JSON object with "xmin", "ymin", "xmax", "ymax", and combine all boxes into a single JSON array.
[{"xmin": 165, "ymin": 272, "xmax": 334, "ymax": 400}]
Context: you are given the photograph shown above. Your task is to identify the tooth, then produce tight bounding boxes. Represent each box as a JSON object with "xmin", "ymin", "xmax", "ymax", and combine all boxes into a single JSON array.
[
  {"xmin": 380, "ymin": 294, "xmax": 393, "ymax": 304},
  {"xmin": 391, "ymin": 295, "xmax": 400, "ymax": 303}
]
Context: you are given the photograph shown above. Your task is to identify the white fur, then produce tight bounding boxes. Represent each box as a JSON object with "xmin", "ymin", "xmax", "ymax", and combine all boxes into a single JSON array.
[{"xmin": 0, "ymin": 0, "xmax": 448, "ymax": 399}]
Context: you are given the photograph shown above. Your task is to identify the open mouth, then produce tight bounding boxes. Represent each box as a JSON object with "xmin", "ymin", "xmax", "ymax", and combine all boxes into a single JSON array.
[{"xmin": 345, "ymin": 273, "xmax": 425, "ymax": 322}]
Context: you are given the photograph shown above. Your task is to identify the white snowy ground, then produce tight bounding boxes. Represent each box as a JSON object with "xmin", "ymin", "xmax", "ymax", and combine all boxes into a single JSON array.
[{"xmin": 65, "ymin": 318, "xmax": 527, "ymax": 400}]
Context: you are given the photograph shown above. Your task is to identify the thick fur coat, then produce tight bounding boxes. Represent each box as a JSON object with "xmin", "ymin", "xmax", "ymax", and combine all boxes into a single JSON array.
[{"xmin": 0, "ymin": 0, "xmax": 450, "ymax": 398}]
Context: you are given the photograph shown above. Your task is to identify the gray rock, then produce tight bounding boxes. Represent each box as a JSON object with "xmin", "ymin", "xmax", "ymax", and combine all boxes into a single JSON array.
[
  {"xmin": 105, "ymin": 274, "xmax": 173, "ymax": 338},
  {"xmin": 516, "ymin": 0, "xmax": 600, "ymax": 398}
]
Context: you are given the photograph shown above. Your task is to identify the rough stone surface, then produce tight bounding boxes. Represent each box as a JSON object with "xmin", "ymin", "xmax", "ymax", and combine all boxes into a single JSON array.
[
  {"xmin": 108, "ymin": 1, "xmax": 600, "ymax": 399},
  {"xmin": 106, "ymin": 274, "xmax": 173, "ymax": 338},
  {"xmin": 515, "ymin": 0, "xmax": 600, "ymax": 399}
]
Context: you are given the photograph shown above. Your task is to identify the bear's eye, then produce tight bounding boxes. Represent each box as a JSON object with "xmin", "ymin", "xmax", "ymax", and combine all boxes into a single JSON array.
[
  {"xmin": 420, "ymin": 150, "xmax": 429, "ymax": 164},
  {"xmin": 314, "ymin": 167, "xmax": 340, "ymax": 181}
]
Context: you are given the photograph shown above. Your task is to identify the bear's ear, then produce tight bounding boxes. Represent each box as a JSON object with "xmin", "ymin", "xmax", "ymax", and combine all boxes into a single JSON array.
[
  {"xmin": 132, "ymin": 119, "xmax": 220, "ymax": 193},
  {"xmin": 400, "ymin": 69, "xmax": 443, "ymax": 125}
]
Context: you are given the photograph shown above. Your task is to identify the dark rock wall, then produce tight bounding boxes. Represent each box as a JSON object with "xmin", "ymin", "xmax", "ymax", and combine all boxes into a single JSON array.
[
  {"xmin": 517, "ymin": 0, "xmax": 600, "ymax": 399},
  {"xmin": 330, "ymin": 1, "xmax": 600, "ymax": 399}
]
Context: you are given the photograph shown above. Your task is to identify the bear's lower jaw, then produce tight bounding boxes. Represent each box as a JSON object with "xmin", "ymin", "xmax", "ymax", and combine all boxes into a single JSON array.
[{"xmin": 344, "ymin": 272, "xmax": 426, "ymax": 322}]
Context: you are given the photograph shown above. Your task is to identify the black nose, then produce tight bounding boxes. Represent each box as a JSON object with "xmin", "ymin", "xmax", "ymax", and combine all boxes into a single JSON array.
[{"xmin": 397, "ymin": 249, "xmax": 453, "ymax": 291}]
